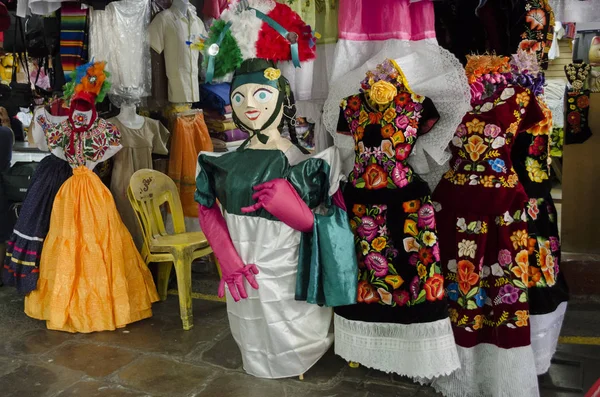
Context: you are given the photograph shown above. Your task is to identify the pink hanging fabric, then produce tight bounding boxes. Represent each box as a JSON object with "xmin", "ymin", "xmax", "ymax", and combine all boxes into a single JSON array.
[
  {"xmin": 337, "ymin": 0, "xmax": 436, "ymax": 42},
  {"xmin": 203, "ymin": 0, "xmax": 229, "ymax": 19}
]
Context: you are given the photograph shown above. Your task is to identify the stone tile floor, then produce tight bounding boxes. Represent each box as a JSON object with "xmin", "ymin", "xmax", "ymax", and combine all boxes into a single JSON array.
[{"xmin": 1, "ymin": 275, "xmax": 599, "ymax": 397}]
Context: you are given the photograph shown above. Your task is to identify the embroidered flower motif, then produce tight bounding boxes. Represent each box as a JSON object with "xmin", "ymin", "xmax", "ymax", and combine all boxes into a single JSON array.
[
  {"xmin": 516, "ymin": 92, "xmax": 531, "ymax": 107},
  {"xmin": 404, "ymin": 126, "xmax": 417, "ymax": 138},
  {"xmin": 567, "ymin": 111, "xmax": 581, "ymax": 125},
  {"xmin": 499, "ymin": 284, "xmax": 520, "ymax": 304},
  {"xmin": 515, "ymin": 310, "xmax": 529, "ymax": 327},
  {"xmin": 473, "ymin": 314, "xmax": 484, "ymax": 330},
  {"xmin": 348, "ymin": 96, "xmax": 361, "ymax": 111},
  {"xmin": 455, "ymin": 124, "xmax": 467, "ymax": 137},
  {"xmin": 403, "ymin": 199, "xmax": 420, "ymax": 213},
  {"xmin": 488, "ymin": 158, "xmax": 506, "ymax": 173},
  {"xmin": 458, "ymin": 239, "xmax": 477, "ymax": 259},
  {"xmin": 484, "ymin": 124, "xmax": 501, "ymax": 138},
  {"xmin": 372, "ymin": 237, "xmax": 387, "ymax": 252},
  {"xmin": 357, "ymin": 216, "xmax": 378, "ymax": 241},
  {"xmin": 391, "ymin": 163, "xmax": 409, "ymax": 188},
  {"xmin": 357, "ymin": 281, "xmax": 379, "ymax": 304},
  {"xmin": 519, "ymin": 39, "xmax": 542, "ymax": 53},
  {"xmin": 577, "ymin": 95, "xmax": 589, "ymax": 109},
  {"xmin": 403, "ymin": 237, "xmax": 420, "ymax": 253},
  {"xmin": 364, "ymin": 252, "xmax": 389, "ymax": 277},
  {"xmin": 370, "ymin": 80, "xmax": 397, "ymax": 105},
  {"xmin": 424, "ymin": 274, "xmax": 445, "ymax": 301},
  {"xmin": 352, "ymin": 204, "xmax": 366, "ymax": 217},
  {"xmin": 510, "ymin": 230, "xmax": 529, "ymax": 250},
  {"xmin": 417, "ymin": 204, "xmax": 436, "ymax": 229},
  {"xmin": 394, "ymin": 92, "xmax": 411, "ymax": 107},
  {"xmin": 391, "ymin": 131, "xmax": 405, "ymax": 145},
  {"xmin": 263, "ymin": 67, "xmax": 281, "ymax": 81},
  {"xmin": 525, "ymin": 9, "xmax": 546, "ymax": 30},
  {"xmin": 385, "ymin": 275, "xmax": 404, "ymax": 289},
  {"xmin": 419, "ymin": 247, "xmax": 434, "ymax": 266},
  {"xmin": 464, "ymin": 135, "xmax": 487, "ymax": 161},
  {"xmin": 394, "ymin": 143, "xmax": 411, "ymax": 161},
  {"xmin": 383, "ymin": 107, "xmax": 397, "ymax": 123},
  {"xmin": 540, "ymin": 244, "xmax": 556, "ymax": 286},
  {"xmin": 512, "ymin": 250, "xmax": 530, "ymax": 285},
  {"xmin": 525, "ymin": 158, "xmax": 549, "ymax": 183},
  {"xmin": 527, "ymin": 199, "xmax": 539, "ymax": 220},
  {"xmin": 381, "ymin": 124, "xmax": 395, "ymax": 139},
  {"xmin": 422, "ymin": 231, "xmax": 438, "ymax": 247},
  {"xmin": 466, "ymin": 118, "xmax": 485, "ymax": 134},
  {"xmin": 363, "ymin": 164, "xmax": 388, "ymax": 190},
  {"xmin": 377, "ymin": 287, "xmax": 393, "ymax": 305},
  {"xmin": 358, "ymin": 110, "xmax": 369, "ymax": 125},
  {"xmin": 417, "ymin": 264, "xmax": 427, "ymax": 279},
  {"xmin": 395, "ymin": 114, "xmax": 409, "ymax": 130},
  {"xmin": 393, "ymin": 290, "xmax": 410, "ymax": 306},
  {"xmin": 381, "ymin": 140, "xmax": 394, "ymax": 158},
  {"xmin": 457, "ymin": 260, "xmax": 479, "ymax": 295},
  {"xmin": 528, "ymin": 266, "xmax": 542, "ymax": 287}
]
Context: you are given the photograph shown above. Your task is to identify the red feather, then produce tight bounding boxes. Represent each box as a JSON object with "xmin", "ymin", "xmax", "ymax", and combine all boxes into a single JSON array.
[{"xmin": 255, "ymin": 2, "xmax": 317, "ymax": 63}]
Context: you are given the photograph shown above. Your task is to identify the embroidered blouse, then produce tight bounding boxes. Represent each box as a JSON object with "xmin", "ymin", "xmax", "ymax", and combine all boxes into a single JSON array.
[{"xmin": 437, "ymin": 85, "xmax": 544, "ymax": 213}]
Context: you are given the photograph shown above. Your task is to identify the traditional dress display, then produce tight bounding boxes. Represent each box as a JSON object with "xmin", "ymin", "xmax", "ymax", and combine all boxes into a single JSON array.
[
  {"xmin": 508, "ymin": 60, "xmax": 569, "ymax": 374},
  {"xmin": 333, "ymin": 60, "xmax": 460, "ymax": 379},
  {"xmin": 2, "ymin": 108, "xmax": 85, "ymax": 294},
  {"xmin": 109, "ymin": 117, "xmax": 170, "ymax": 249},
  {"xmin": 432, "ymin": 79, "xmax": 546, "ymax": 396},
  {"xmin": 25, "ymin": 62, "xmax": 159, "ymax": 333}
]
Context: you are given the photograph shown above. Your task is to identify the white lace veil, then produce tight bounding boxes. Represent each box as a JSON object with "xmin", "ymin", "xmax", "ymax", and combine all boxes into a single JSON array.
[{"xmin": 323, "ymin": 40, "xmax": 471, "ymax": 190}]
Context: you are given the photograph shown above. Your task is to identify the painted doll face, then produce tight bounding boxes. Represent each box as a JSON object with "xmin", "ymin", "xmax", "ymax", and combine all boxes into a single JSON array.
[{"xmin": 231, "ymin": 83, "xmax": 283, "ymax": 130}]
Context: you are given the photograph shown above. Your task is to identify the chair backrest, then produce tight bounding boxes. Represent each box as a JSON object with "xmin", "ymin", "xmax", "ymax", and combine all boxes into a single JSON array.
[{"xmin": 127, "ymin": 169, "xmax": 187, "ymax": 247}]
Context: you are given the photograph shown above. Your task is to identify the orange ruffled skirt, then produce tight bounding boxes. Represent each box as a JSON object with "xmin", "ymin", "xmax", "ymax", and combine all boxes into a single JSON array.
[{"xmin": 25, "ymin": 166, "xmax": 159, "ymax": 333}]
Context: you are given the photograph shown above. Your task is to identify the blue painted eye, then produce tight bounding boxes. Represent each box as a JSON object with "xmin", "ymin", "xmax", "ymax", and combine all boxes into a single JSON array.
[
  {"xmin": 232, "ymin": 92, "xmax": 245, "ymax": 107},
  {"xmin": 254, "ymin": 89, "xmax": 273, "ymax": 103}
]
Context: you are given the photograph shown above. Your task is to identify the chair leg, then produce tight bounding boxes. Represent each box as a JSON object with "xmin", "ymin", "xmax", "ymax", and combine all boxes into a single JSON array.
[
  {"xmin": 156, "ymin": 262, "xmax": 173, "ymax": 302},
  {"xmin": 173, "ymin": 256, "xmax": 194, "ymax": 331}
]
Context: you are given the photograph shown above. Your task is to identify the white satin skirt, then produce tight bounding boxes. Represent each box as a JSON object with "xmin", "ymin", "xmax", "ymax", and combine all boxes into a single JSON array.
[{"xmin": 223, "ymin": 212, "xmax": 333, "ymax": 379}]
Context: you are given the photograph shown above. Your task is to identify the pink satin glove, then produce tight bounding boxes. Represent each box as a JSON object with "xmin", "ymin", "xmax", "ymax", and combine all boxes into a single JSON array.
[
  {"xmin": 241, "ymin": 178, "xmax": 314, "ymax": 233},
  {"xmin": 198, "ymin": 204, "xmax": 259, "ymax": 301}
]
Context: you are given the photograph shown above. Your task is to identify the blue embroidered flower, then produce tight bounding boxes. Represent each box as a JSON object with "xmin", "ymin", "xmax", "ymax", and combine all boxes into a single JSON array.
[
  {"xmin": 474, "ymin": 288, "xmax": 487, "ymax": 307},
  {"xmin": 488, "ymin": 158, "xmax": 506, "ymax": 173},
  {"xmin": 446, "ymin": 283, "xmax": 459, "ymax": 301}
]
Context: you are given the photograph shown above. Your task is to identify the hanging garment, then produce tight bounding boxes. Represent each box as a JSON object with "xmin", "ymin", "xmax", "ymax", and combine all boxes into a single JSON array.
[
  {"xmin": 168, "ymin": 112, "xmax": 213, "ymax": 218},
  {"xmin": 195, "ymin": 146, "xmax": 355, "ymax": 378},
  {"xmin": 108, "ymin": 117, "xmax": 169, "ymax": 250},
  {"xmin": 510, "ymin": 97, "xmax": 569, "ymax": 375},
  {"xmin": 333, "ymin": 70, "xmax": 460, "ymax": 378},
  {"xmin": 25, "ymin": 114, "xmax": 159, "ymax": 333},
  {"xmin": 431, "ymin": 84, "xmax": 546, "ymax": 397},
  {"xmin": 89, "ymin": 0, "xmax": 152, "ymax": 100},
  {"xmin": 59, "ymin": 3, "xmax": 89, "ymax": 81}
]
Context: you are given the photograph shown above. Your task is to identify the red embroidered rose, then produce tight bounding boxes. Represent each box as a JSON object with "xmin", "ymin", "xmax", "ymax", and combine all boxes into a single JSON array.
[
  {"xmin": 424, "ymin": 274, "xmax": 445, "ymax": 301},
  {"xmin": 357, "ymin": 280, "xmax": 379, "ymax": 304},
  {"xmin": 363, "ymin": 164, "xmax": 388, "ymax": 190}
]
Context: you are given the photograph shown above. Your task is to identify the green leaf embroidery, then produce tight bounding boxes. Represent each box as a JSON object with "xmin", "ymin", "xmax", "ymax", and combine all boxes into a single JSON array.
[
  {"xmin": 519, "ymin": 292, "xmax": 527, "ymax": 303},
  {"xmin": 466, "ymin": 300, "xmax": 478, "ymax": 310},
  {"xmin": 414, "ymin": 289, "xmax": 426, "ymax": 304},
  {"xmin": 513, "ymin": 279, "xmax": 526, "ymax": 290},
  {"xmin": 476, "ymin": 164, "xmax": 486, "ymax": 172},
  {"xmin": 466, "ymin": 287, "xmax": 479, "ymax": 299},
  {"xmin": 355, "ymin": 179, "xmax": 366, "ymax": 188}
]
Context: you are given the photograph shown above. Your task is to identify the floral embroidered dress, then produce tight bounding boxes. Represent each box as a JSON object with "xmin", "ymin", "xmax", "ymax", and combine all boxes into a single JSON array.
[
  {"xmin": 25, "ymin": 113, "xmax": 159, "ymax": 333},
  {"xmin": 511, "ymin": 95, "xmax": 569, "ymax": 375},
  {"xmin": 431, "ymin": 84, "xmax": 545, "ymax": 397},
  {"xmin": 334, "ymin": 78, "xmax": 460, "ymax": 379}
]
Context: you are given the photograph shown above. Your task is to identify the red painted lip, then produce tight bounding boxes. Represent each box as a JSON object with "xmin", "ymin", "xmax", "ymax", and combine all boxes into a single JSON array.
[{"xmin": 245, "ymin": 110, "xmax": 261, "ymax": 121}]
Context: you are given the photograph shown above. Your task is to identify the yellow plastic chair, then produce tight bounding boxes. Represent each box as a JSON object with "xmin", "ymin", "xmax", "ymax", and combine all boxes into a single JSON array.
[{"xmin": 127, "ymin": 169, "xmax": 224, "ymax": 331}]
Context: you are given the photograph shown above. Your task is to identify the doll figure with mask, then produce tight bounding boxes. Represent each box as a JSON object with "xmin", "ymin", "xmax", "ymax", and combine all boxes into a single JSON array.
[{"xmin": 195, "ymin": 0, "xmax": 357, "ymax": 379}]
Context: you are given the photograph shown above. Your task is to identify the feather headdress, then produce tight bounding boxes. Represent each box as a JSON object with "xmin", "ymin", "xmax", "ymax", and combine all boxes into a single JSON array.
[
  {"xmin": 203, "ymin": 0, "xmax": 318, "ymax": 82},
  {"xmin": 63, "ymin": 61, "xmax": 111, "ymax": 103}
]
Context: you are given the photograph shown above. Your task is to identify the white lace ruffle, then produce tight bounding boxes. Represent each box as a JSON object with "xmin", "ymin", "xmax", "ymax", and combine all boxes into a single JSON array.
[
  {"xmin": 334, "ymin": 314, "xmax": 460, "ymax": 379},
  {"xmin": 531, "ymin": 301, "xmax": 567, "ymax": 375},
  {"xmin": 324, "ymin": 39, "xmax": 471, "ymax": 190},
  {"xmin": 545, "ymin": 80, "xmax": 566, "ymax": 129},
  {"xmin": 431, "ymin": 344, "xmax": 540, "ymax": 397}
]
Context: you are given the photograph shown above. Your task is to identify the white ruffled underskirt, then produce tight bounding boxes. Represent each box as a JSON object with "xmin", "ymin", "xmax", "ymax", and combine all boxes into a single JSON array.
[
  {"xmin": 431, "ymin": 344, "xmax": 540, "ymax": 397},
  {"xmin": 333, "ymin": 314, "xmax": 460, "ymax": 379},
  {"xmin": 531, "ymin": 301, "xmax": 568, "ymax": 375}
]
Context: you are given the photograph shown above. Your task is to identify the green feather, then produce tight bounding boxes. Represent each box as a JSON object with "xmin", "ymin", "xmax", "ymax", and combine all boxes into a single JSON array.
[{"xmin": 203, "ymin": 20, "xmax": 243, "ymax": 79}]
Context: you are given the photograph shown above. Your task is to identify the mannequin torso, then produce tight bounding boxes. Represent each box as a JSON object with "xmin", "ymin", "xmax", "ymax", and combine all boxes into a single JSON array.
[{"xmin": 117, "ymin": 104, "xmax": 145, "ymax": 130}]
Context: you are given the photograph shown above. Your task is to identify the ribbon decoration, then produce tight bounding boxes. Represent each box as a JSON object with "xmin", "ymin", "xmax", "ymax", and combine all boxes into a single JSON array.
[
  {"xmin": 250, "ymin": 8, "xmax": 300, "ymax": 68},
  {"xmin": 205, "ymin": 21, "xmax": 233, "ymax": 83}
]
